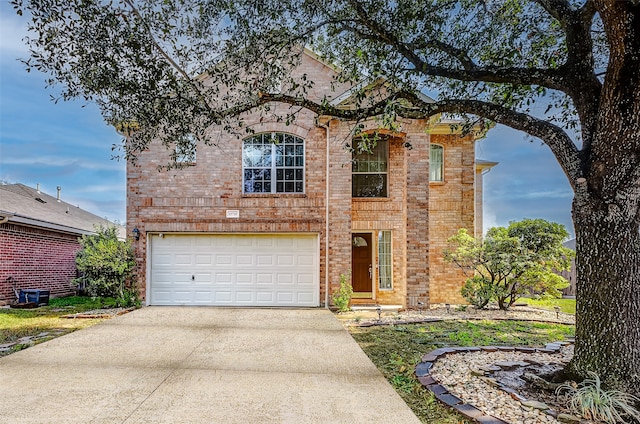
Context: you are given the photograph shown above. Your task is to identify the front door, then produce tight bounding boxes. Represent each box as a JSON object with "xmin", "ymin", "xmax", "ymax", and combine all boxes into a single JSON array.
[{"xmin": 352, "ymin": 233, "xmax": 372, "ymax": 298}]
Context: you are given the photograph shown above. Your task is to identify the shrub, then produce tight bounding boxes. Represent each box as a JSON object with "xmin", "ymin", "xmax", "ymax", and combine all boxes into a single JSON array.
[
  {"xmin": 332, "ymin": 272, "xmax": 353, "ymax": 312},
  {"xmin": 74, "ymin": 226, "xmax": 137, "ymax": 307},
  {"xmin": 460, "ymin": 276, "xmax": 495, "ymax": 309},
  {"xmin": 556, "ymin": 372, "xmax": 640, "ymax": 423},
  {"xmin": 444, "ymin": 219, "xmax": 574, "ymax": 310}
]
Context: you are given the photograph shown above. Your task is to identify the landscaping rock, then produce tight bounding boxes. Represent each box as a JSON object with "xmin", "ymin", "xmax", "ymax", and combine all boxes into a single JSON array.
[
  {"xmin": 521, "ymin": 400, "xmax": 550, "ymax": 410},
  {"xmin": 557, "ymin": 413, "xmax": 581, "ymax": 423},
  {"xmin": 428, "ymin": 344, "xmax": 575, "ymax": 424}
]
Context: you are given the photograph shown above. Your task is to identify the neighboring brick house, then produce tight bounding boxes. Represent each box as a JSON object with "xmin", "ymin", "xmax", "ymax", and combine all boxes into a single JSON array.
[
  {"xmin": 0, "ymin": 183, "xmax": 124, "ymax": 305},
  {"xmin": 127, "ymin": 51, "xmax": 496, "ymax": 308}
]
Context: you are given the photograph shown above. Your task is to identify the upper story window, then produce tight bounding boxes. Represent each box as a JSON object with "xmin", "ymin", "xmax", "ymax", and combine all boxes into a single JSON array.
[
  {"xmin": 243, "ymin": 133, "xmax": 305, "ymax": 194},
  {"xmin": 175, "ymin": 134, "xmax": 197, "ymax": 164},
  {"xmin": 430, "ymin": 144, "xmax": 444, "ymax": 182},
  {"xmin": 352, "ymin": 139, "xmax": 388, "ymax": 197}
]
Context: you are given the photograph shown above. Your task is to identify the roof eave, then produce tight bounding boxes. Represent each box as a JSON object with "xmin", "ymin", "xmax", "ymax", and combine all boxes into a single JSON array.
[{"xmin": 3, "ymin": 213, "xmax": 94, "ymax": 236}]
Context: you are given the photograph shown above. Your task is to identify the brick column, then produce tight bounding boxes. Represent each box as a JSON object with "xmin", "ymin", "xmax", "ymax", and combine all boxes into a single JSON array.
[{"xmin": 405, "ymin": 122, "xmax": 430, "ymax": 308}]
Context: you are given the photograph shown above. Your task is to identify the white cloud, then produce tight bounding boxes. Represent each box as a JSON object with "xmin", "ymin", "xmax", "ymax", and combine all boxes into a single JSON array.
[
  {"xmin": 0, "ymin": 6, "xmax": 28, "ymax": 56},
  {"xmin": 482, "ymin": 210, "xmax": 499, "ymax": 234},
  {"xmin": 1, "ymin": 155, "xmax": 124, "ymax": 171},
  {"xmin": 75, "ymin": 183, "xmax": 126, "ymax": 194}
]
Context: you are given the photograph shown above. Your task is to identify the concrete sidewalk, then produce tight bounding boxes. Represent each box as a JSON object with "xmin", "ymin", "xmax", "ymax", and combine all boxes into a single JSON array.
[{"xmin": 0, "ymin": 307, "xmax": 420, "ymax": 423}]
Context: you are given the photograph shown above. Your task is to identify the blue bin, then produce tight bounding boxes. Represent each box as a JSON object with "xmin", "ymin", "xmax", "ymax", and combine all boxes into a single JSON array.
[{"xmin": 18, "ymin": 290, "xmax": 50, "ymax": 306}]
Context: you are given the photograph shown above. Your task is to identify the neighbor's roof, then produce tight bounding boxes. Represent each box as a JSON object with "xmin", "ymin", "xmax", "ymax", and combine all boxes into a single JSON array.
[
  {"xmin": 0, "ymin": 183, "xmax": 125, "ymax": 238},
  {"xmin": 563, "ymin": 238, "xmax": 576, "ymax": 251}
]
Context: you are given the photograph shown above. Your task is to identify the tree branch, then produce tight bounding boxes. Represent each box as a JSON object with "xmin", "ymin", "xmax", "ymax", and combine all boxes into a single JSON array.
[
  {"xmin": 228, "ymin": 90, "xmax": 583, "ymax": 190},
  {"xmin": 343, "ymin": 0, "xmax": 567, "ymax": 91},
  {"xmin": 122, "ymin": 0, "xmax": 209, "ymax": 106}
]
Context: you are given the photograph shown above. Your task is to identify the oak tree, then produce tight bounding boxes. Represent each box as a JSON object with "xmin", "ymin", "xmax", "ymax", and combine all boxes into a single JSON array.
[{"xmin": 12, "ymin": 0, "xmax": 640, "ymax": 394}]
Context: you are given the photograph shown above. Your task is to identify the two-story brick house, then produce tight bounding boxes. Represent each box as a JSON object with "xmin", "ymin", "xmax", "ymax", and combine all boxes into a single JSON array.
[{"xmin": 127, "ymin": 50, "xmax": 495, "ymax": 309}]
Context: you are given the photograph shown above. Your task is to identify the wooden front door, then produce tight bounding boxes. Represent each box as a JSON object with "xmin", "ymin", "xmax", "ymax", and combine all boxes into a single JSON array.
[{"xmin": 352, "ymin": 233, "xmax": 372, "ymax": 297}]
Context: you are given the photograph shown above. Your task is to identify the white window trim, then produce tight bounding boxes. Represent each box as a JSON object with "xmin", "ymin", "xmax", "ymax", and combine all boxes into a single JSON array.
[
  {"xmin": 352, "ymin": 139, "xmax": 389, "ymax": 198},
  {"xmin": 242, "ymin": 132, "xmax": 305, "ymax": 194},
  {"xmin": 378, "ymin": 230, "xmax": 393, "ymax": 290},
  {"xmin": 430, "ymin": 143, "xmax": 444, "ymax": 182}
]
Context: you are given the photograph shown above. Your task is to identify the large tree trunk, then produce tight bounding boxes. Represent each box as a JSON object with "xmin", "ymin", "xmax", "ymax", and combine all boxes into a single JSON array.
[
  {"xmin": 569, "ymin": 203, "xmax": 640, "ymax": 396},
  {"xmin": 566, "ymin": 2, "xmax": 640, "ymax": 396}
]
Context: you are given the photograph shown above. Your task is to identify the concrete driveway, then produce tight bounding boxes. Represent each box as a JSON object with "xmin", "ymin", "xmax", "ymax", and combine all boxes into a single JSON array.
[{"xmin": 0, "ymin": 307, "xmax": 420, "ymax": 424}]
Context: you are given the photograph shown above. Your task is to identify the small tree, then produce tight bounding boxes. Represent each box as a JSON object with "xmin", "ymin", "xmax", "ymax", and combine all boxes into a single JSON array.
[
  {"xmin": 74, "ymin": 226, "xmax": 137, "ymax": 306},
  {"xmin": 444, "ymin": 219, "xmax": 574, "ymax": 310}
]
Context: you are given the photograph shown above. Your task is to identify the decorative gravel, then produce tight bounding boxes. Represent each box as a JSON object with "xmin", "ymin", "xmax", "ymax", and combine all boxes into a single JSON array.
[
  {"xmin": 343, "ymin": 304, "xmax": 575, "ymax": 327},
  {"xmin": 429, "ymin": 345, "xmax": 575, "ymax": 423}
]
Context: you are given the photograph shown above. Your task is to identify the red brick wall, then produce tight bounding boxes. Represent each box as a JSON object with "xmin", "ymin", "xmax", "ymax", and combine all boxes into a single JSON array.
[
  {"xmin": 405, "ymin": 121, "xmax": 431, "ymax": 308},
  {"xmin": 127, "ymin": 52, "xmax": 482, "ymax": 308},
  {"xmin": 0, "ymin": 224, "xmax": 78, "ymax": 304},
  {"xmin": 428, "ymin": 134, "xmax": 477, "ymax": 304}
]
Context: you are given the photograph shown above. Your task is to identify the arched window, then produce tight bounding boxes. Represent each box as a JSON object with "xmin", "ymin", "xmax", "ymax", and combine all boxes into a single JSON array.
[
  {"xmin": 242, "ymin": 133, "xmax": 305, "ymax": 193},
  {"xmin": 430, "ymin": 144, "xmax": 444, "ymax": 182}
]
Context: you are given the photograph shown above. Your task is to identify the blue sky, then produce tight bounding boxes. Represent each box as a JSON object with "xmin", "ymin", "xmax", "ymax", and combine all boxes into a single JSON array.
[{"xmin": 0, "ymin": 4, "xmax": 575, "ymax": 237}]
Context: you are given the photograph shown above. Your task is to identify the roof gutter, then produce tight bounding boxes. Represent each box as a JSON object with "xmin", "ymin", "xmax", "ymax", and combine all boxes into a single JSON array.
[
  {"xmin": 316, "ymin": 116, "xmax": 331, "ymax": 309},
  {"xmin": 0, "ymin": 212, "xmax": 13, "ymax": 224},
  {"xmin": 0, "ymin": 212, "xmax": 93, "ymax": 236}
]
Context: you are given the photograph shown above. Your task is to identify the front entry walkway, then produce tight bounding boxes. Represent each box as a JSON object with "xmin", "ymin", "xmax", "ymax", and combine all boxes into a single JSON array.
[{"xmin": 0, "ymin": 307, "xmax": 420, "ymax": 423}]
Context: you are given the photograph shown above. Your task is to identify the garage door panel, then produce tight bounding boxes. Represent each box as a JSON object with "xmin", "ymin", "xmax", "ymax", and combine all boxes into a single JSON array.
[
  {"xmin": 277, "ymin": 292, "xmax": 294, "ymax": 303},
  {"xmin": 174, "ymin": 273, "xmax": 195, "ymax": 284},
  {"xmin": 256, "ymin": 255, "xmax": 274, "ymax": 266},
  {"xmin": 277, "ymin": 274, "xmax": 293, "ymax": 285},
  {"xmin": 256, "ymin": 274, "xmax": 274, "ymax": 284},
  {"xmin": 256, "ymin": 292, "xmax": 274, "ymax": 302},
  {"xmin": 216, "ymin": 255, "xmax": 233, "ymax": 265},
  {"xmin": 298, "ymin": 255, "xmax": 314, "ymax": 266},
  {"xmin": 214, "ymin": 291, "xmax": 233, "ymax": 303},
  {"xmin": 194, "ymin": 273, "xmax": 212, "ymax": 283},
  {"xmin": 214, "ymin": 273, "xmax": 233, "ymax": 284},
  {"xmin": 236, "ymin": 255, "xmax": 253, "ymax": 266},
  {"xmin": 195, "ymin": 255, "xmax": 212, "ymax": 265},
  {"xmin": 297, "ymin": 292, "xmax": 314, "ymax": 303},
  {"xmin": 175, "ymin": 254, "xmax": 193, "ymax": 266},
  {"xmin": 153, "ymin": 272, "xmax": 174, "ymax": 283},
  {"xmin": 150, "ymin": 234, "xmax": 319, "ymax": 306},
  {"xmin": 174, "ymin": 291, "xmax": 193, "ymax": 302},
  {"xmin": 235, "ymin": 291, "xmax": 253, "ymax": 302},
  {"xmin": 277, "ymin": 255, "xmax": 295, "ymax": 266},
  {"xmin": 236, "ymin": 274, "xmax": 253, "ymax": 285},
  {"xmin": 297, "ymin": 273, "xmax": 314, "ymax": 284},
  {"xmin": 194, "ymin": 291, "xmax": 213, "ymax": 302},
  {"xmin": 174, "ymin": 237, "xmax": 192, "ymax": 248}
]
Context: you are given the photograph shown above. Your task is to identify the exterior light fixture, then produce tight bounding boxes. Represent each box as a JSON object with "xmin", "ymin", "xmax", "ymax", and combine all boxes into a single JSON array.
[
  {"xmin": 445, "ymin": 303, "xmax": 451, "ymax": 314},
  {"xmin": 376, "ymin": 304, "xmax": 382, "ymax": 321},
  {"xmin": 132, "ymin": 227, "xmax": 141, "ymax": 241},
  {"xmin": 417, "ymin": 301, "xmax": 424, "ymax": 315}
]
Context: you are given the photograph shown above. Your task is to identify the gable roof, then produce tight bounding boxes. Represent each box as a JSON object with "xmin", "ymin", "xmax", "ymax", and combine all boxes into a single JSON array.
[{"xmin": 0, "ymin": 183, "xmax": 125, "ymax": 238}]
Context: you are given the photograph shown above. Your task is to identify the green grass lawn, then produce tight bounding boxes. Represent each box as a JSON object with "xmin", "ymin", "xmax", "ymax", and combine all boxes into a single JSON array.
[
  {"xmin": 519, "ymin": 297, "xmax": 576, "ymax": 314},
  {"xmin": 347, "ymin": 319, "xmax": 575, "ymax": 423},
  {"xmin": 0, "ymin": 296, "xmax": 117, "ymax": 355}
]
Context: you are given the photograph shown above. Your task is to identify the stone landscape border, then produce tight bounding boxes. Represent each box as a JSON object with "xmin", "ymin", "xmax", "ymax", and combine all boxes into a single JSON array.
[
  {"xmin": 355, "ymin": 316, "xmax": 572, "ymax": 327},
  {"xmin": 415, "ymin": 340, "xmax": 575, "ymax": 424}
]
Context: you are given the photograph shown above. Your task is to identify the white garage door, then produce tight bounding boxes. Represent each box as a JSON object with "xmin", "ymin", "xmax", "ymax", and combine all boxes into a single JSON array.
[{"xmin": 149, "ymin": 234, "xmax": 319, "ymax": 306}]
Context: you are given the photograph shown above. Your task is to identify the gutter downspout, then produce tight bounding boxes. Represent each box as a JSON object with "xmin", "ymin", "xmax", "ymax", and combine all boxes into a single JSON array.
[{"xmin": 316, "ymin": 117, "xmax": 331, "ymax": 309}]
